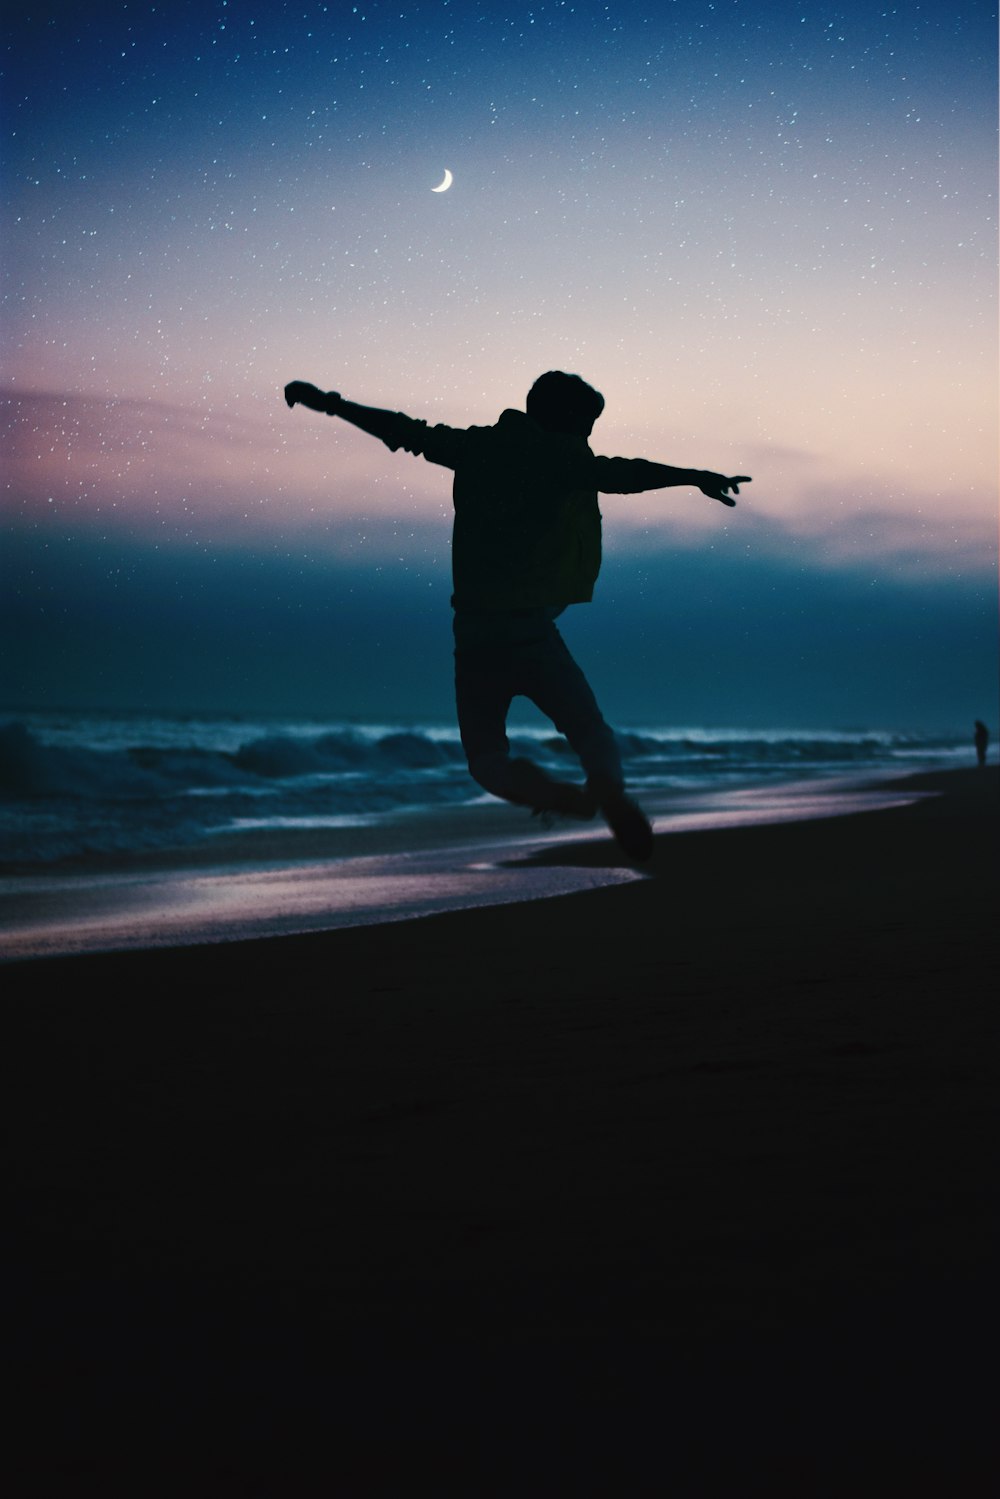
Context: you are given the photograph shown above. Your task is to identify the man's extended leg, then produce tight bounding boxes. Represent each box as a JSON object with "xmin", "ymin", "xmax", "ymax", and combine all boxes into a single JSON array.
[{"xmin": 522, "ymin": 622, "xmax": 654, "ymax": 861}]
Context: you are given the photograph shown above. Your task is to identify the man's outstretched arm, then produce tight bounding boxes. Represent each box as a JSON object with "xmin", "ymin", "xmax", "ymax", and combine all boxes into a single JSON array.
[
  {"xmin": 284, "ymin": 381, "xmax": 405, "ymax": 445},
  {"xmin": 284, "ymin": 381, "xmax": 465, "ymax": 467},
  {"xmin": 594, "ymin": 456, "xmax": 751, "ymax": 507}
]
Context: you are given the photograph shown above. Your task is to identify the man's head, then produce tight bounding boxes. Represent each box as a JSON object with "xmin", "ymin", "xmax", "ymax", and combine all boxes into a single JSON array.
[{"xmin": 526, "ymin": 371, "xmax": 605, "ymax": 437}]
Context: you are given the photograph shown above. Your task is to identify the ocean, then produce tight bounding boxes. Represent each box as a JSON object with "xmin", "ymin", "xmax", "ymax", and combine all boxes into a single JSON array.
[{"xmin": 0, "ymin": 709, "xmax": 973, "ymax": 870}]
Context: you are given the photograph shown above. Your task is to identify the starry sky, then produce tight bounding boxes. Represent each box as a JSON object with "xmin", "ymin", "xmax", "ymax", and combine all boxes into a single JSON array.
[{"xmin": 2, "ymin": 0, "xmax": 997, "ymax": 729}]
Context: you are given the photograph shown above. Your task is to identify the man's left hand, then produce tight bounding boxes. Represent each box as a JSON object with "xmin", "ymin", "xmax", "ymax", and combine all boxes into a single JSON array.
[{"xmin": 698, "ymin": 473, "xmax": 751, "ymax": 506}]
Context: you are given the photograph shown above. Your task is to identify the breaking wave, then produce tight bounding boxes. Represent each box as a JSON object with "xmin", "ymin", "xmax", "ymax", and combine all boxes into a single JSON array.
[{"xmin": 0, "ymin": 714, "xmax": 965, "ymax": 866}]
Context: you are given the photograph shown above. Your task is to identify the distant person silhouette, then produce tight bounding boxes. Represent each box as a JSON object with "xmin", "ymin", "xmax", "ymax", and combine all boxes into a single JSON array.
[
  {"xmin": 284, "ymin": 371, "xmax": 749, "ymax": 860},
  {"xmin": 974, "ymin": 720, "xmax": 989, "ymax": 767}
]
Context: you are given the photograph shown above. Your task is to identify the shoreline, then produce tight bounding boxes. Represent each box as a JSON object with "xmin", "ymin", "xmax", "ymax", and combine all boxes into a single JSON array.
[
  {"xmin": 0, "ymin": 764, "xmax": 962, "ymax": 962},
  {"xmin": 8, "ymin": 764, "xmax": 997, "ymax": 1489}
]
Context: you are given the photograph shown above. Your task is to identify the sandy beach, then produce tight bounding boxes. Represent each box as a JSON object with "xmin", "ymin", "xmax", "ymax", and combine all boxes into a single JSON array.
[{"xmin": 7, "ymin": 766, "xmax": 998, "ymax": 1494}]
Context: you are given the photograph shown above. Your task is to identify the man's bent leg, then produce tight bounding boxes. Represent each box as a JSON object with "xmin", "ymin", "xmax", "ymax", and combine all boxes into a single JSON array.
[{"xmin": 466, "ymin": 749, "xmax": 594, "ymax": 815}]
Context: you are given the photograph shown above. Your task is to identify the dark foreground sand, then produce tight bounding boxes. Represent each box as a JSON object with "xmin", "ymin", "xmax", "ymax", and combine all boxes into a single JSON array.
[{"xmin": 7, "ymin": 768, "xmax": 998, "ymax": 1495}]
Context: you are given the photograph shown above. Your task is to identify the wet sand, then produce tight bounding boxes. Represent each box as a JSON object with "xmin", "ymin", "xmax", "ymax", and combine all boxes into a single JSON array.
[
  {"xmin": 7, "ymin": 767, "xmax": 998, "ymax": 1494},
  {"xmin": 1, "ymin": 772, "xmax": 930, "ymax": 959}
]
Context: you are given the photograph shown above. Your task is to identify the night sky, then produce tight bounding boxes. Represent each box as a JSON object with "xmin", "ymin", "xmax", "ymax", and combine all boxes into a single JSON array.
[{"xmin": 3, "ymin": 0, "xmax": 997, "ymax": 730}]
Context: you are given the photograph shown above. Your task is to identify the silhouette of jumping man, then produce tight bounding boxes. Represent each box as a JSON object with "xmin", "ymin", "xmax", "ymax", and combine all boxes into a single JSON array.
[
  {"xmin": 974, "ymin": 720, "xmax": 989, "ymax": 768},
  {"xmin": 284, "ymin": 371, "xmax": 749, "ymax": 860}
]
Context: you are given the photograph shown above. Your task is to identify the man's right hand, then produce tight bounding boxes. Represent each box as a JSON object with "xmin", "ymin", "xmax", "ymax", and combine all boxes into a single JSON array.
[{"xmin": 284, "ymin": 381, "xmax": 338, "ymax": 413}]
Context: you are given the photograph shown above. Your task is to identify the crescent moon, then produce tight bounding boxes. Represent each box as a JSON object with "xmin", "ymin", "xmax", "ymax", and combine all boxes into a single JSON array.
[{"xmin": 431, "ymin": 169, "xmax": 453, "ymax": 193}]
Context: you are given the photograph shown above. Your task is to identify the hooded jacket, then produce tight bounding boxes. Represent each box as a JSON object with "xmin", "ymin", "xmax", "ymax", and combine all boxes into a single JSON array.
[{"xmin": 380, "ymin": 408, "xmax": 675, "ymax": 611}]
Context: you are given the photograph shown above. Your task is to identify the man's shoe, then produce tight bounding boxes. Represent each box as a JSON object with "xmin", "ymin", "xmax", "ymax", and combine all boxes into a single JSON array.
[{"xmin": 598, "ymin": 790, "xmax": 654, "ymax": 862}]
